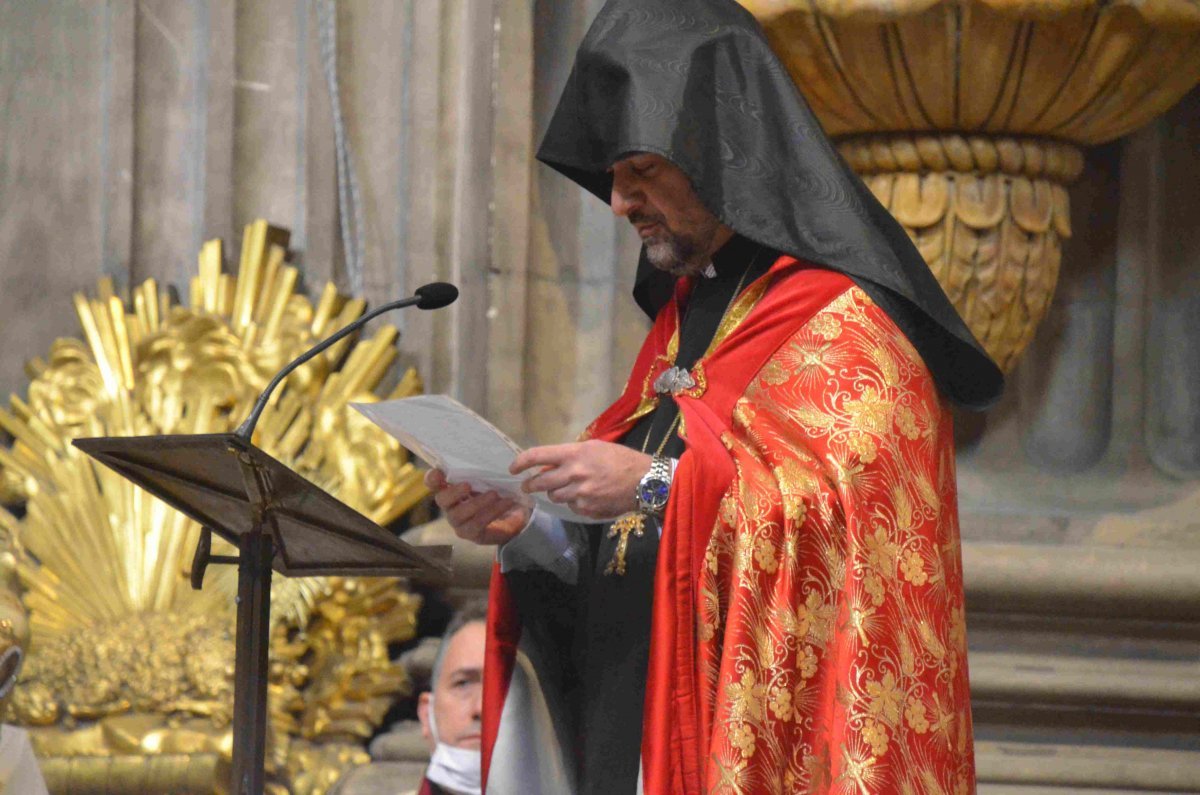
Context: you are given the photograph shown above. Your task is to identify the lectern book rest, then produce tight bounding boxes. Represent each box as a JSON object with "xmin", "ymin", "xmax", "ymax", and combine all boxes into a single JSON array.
[{"xmin": 73, "ymin": 432, "xmax": 451, "ymax": 579}]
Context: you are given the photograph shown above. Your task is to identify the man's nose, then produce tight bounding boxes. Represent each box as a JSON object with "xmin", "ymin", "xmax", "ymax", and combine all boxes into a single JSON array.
[
  {"xmin": 471, "ymin": 683, "xmax": 483, "ymax": 720},
  {"xmin": 610, "ymin": 176, "xmax": 640, "ymax": 218}
]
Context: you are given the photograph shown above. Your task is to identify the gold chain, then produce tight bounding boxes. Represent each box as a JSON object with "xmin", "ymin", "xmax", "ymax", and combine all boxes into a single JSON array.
[{"xmin": 640, "ymin": 412, "xmax": 682, "ymax": 456}]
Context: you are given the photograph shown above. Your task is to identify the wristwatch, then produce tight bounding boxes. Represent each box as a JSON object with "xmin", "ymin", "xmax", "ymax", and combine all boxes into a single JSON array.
[{"xmin": 636, "ymin": 455, "xmax": 674, "ymax": 515}]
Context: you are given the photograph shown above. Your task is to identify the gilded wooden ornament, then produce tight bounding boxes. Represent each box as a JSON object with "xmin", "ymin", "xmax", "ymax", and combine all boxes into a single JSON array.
[
  {"xmin": 741, "ymin": 0, "xmax": 1200, "ymax": 369},
  {"xmin": 0, "ymin": 550, "xmax": 30, "ymax": 719},
  {"xmin": 0, "ymin": 221, "xmax": 427, "ymax": 793}
]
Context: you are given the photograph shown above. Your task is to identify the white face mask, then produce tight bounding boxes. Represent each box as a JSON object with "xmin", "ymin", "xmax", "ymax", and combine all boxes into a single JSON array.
[{"xmin": 426, "ymin": 693, "xmax": 482, "ymax": 795}]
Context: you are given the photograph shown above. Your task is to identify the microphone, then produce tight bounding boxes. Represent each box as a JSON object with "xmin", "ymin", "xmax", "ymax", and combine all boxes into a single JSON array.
[
  {"xmin": 234, "ymin": 282, "xmax": 459, "ymax": 442},
  {"xmin": 415, "ymin": 282, "xmax": 458, "ymax": 309}
]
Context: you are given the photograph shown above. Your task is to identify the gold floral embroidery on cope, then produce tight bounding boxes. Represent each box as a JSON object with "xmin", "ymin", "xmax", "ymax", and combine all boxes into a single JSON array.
[{"xmin": 696, "ymin": 287, "xmax": 974, "ymax": 792}]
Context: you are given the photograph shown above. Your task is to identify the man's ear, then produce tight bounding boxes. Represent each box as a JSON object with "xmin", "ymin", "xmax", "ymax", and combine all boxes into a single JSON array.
[{"xmin": 417, "ymin": 691, "xmax": 435, "ymax": 751}]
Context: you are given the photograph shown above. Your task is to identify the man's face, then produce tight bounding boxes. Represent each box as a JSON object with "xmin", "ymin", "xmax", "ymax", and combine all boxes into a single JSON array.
[
  {"xmin": 610, "ymin": 153, "xmax": 731, "ymax": 276},
  {"xmin": 418, "ymin": 620, "xmax": 485, "ymax": 750}
]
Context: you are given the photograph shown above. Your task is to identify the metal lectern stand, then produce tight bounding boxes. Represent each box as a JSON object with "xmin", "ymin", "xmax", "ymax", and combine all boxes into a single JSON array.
[{"xmin": 73, "ymin": 432, "xmax": 451, "ymax": 795}]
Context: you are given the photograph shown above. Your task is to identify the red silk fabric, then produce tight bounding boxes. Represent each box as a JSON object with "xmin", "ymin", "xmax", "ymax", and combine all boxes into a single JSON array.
[{"xmin": 481, "ymin": 560, "xmax": 516, "ymax": 791}]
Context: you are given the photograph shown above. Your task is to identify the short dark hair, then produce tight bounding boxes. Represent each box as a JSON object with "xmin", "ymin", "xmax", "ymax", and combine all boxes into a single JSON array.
[{"xmin": 429, "ymin": 599, "xmax": 488, "ymax": 690}]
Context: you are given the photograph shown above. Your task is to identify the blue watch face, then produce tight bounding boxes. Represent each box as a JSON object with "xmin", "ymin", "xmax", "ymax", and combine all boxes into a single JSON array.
[{"xmin": 639, "ymin": 478, "xmax": 670, "ymax": 507}]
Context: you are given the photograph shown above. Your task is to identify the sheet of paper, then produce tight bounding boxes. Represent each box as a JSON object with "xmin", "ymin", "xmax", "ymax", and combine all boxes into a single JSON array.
[{"xmin": 352, "ymin": 395, "xmax": 606, "ymax": 524}]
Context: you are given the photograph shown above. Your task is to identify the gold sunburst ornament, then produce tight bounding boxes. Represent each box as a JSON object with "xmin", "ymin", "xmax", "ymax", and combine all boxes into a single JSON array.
[{"xmin": 0, "ymin": 221, "xmax": 428, "ymax": 793}]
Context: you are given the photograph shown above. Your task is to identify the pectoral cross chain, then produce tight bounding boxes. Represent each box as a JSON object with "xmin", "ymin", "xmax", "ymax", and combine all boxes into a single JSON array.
[{"xmin": 605, "ymin": 513, "xmax": 646, "ymax": 576}]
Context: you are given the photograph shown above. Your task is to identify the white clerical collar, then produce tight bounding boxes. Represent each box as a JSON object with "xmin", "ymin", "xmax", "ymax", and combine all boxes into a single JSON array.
[{"xmin": 702, "ymin": 263, "xmax": 717, "ymax": 279}]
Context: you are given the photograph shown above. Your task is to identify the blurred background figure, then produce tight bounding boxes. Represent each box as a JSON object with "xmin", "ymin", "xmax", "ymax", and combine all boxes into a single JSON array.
[
  {"xmin": 411, "ymin": 602, "xmax": 486, "ymax": 795},
  {"xmin": 334, "ymin": 600, "xmax": 486, "ymax": 795}
]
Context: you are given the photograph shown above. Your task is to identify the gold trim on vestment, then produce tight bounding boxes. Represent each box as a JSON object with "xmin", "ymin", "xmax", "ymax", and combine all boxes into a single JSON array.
[{"xmin": 704, "ymin": 274, "xmax": 772, "ymax": 359}]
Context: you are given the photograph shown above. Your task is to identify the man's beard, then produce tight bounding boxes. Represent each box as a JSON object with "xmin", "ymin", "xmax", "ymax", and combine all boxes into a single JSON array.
[{"xmin": 636, "ymin": 214, "xmax": 719, "ymax": 277}]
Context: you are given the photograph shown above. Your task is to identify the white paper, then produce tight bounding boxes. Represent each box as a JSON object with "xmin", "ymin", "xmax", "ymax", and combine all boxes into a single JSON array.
[{"xmin": 352, "ymin": 395, "xmax": 606, "ymax": 524}]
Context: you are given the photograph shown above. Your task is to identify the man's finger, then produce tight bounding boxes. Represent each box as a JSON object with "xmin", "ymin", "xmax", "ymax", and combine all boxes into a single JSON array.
[
  {"xmin": 446, "ymin": 491, "xmax": 502, "ymax": 530},
  {"xmin": 547, "ymin": 484, "xmax": 578, "ymax": 505},
  {"xmin": 450, "ymin": 490, "xmax": 501, "ymax": 518},
  {"xmin": 456, "ymin": 517, "xmax": 487, "ymax": 544},
  {"xmin": 457, "ymin": 493, "xmax": 519, "ymax": 543},
  {"xmin": 474, "ymin": 500, "xmax": 518, "ymax": 537},
  {"xmin": 424, "ymin": 468, "xmax": 447, "ymax": 490},
  {"xmin": 433, "ymin": 482, "xmax": 472, "ymax": 510},
  {"xmin": 522, "ymin": 466, "xmax": 578, "ymax": 494},
  {"xmin": 510, "ymin": 443, "xmax": 582, "ymax": 475}
]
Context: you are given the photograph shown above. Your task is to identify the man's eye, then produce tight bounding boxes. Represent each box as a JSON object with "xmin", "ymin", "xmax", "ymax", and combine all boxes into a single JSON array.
[{"xmin": 632, "ymin": 162, "xmax": 655, "ymax": 175}]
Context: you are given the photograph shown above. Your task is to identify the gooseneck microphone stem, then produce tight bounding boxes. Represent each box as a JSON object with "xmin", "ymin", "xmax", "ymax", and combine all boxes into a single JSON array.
[
  {"xmin": 235, "ymin": 296, "xmax": 418, "ymax": 442},
  {"xmin": 234, "ymin": 282, "xmax": 458, "ymax": 443}
]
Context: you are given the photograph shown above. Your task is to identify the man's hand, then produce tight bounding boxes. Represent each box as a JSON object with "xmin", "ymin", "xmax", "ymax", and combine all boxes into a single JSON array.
[
  {"xmin": 425, "ymin": 469, "xmax": 531, "ymax": 545},
  {"xmin": 511, "ymin": 440, "xmax": 652, "ymax": 520}
]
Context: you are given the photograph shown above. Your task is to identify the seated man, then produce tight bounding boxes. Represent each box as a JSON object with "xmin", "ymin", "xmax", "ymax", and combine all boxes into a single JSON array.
[
  {"xmin": 334, "ymin": 601, "xmax": 486, "ymax": 795},
  {"xmin": 410, "ymin": 602, "xmax": 486, "ymax": 795}
]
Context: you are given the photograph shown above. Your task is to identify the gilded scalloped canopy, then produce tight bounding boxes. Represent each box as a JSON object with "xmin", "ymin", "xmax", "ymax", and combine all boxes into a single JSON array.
[{"xmin": 742, "ymin": 0, "xmax": 1200, "ymax": 143}]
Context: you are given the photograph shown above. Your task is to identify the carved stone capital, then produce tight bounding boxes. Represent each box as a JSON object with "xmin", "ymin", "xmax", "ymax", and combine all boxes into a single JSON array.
[{"xmin": 840, "ymin": 133, "xmax": 1084, "ymax": 370}]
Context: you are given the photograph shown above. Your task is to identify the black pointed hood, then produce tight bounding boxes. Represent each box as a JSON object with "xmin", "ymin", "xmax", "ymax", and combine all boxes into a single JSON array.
[{"xmin": 536, "ymin": 0, "xmax": 1003, "ymax": 410}]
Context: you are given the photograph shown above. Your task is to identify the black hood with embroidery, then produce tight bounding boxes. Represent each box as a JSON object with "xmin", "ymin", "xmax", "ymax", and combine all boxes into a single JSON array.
[{"xmin": 536, "ymin": 0, "xmax": 1003, "ymax": 410}]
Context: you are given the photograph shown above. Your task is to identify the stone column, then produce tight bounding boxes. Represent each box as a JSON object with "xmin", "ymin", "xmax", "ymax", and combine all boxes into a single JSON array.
[
  {"xmin": 1018, "ymin": 144, "xmax": 1120, "ymax": 472},
  {"xmin": 522, "ymin": 0, "xmax": 649, "ymax": 445},
  {"xmin": 1146, "ymin": 92, "xmax": 1200, "ymax": 478},
  {"xmin": 0, "ymin": 1, "xmax": 136, "ymax": 397},
  {"xmin": 132, "ymin": 0, "xmax": 235, "ymax": 288}
]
